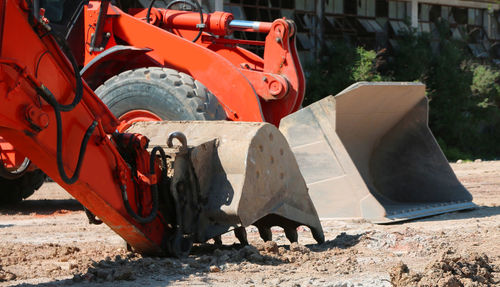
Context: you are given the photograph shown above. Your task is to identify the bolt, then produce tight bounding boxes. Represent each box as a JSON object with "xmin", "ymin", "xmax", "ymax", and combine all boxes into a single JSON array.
[
  {"xmin": 269, "ymin": 81, "xmax": 282, "ymax": 96},
  {"xmin": 38, "ymin": 113, "xmax": 49, "ymax": 128}
]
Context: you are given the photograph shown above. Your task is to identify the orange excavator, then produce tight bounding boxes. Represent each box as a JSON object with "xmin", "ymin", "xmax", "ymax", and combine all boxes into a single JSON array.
[
  {"xmin": 1, "ymin": 0, "xmax": 474, "ymax": 246},
  {"xmin": 0, "ymin": 0, "xmax": 324, "ymax": 256}
]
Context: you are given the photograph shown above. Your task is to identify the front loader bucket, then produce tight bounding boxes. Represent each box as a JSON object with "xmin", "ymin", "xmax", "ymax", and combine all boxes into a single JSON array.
[
  {"xmin": 127, "ymin": 121, "xmax": 324, "ymax": 243},
  {"xmin": 280, "ymin": 82, "xmax": 475, "ymax": 223}
]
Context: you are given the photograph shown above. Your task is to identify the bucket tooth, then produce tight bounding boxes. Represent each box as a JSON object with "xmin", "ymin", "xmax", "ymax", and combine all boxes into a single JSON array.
[
  {"xmin": 280, "ymin": 82, "xmax": 475, "ymax": 223},
  {"xmin": 234, "ymin": 227, "xmax": 248, "ymax": 245},
  {"xmin": 127, "ymin": 121, "xmax": 324, "ymax": 244},
  {"xmin": 284, "ymin": 227, "xmax": 298, "ymax": 243},
  {"xmin": 257, "ymin": 226, "xmax": 273, "ymax": 242}
]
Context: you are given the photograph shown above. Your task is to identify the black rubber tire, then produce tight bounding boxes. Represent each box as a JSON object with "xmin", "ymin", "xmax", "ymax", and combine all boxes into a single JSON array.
[
  {"xmin": 0, "ymin": 170, "xmax": 46, "ymax": 205},
  {"xmin": 94, "ymin": 67, "xmax": 226, "ymax": 121}
]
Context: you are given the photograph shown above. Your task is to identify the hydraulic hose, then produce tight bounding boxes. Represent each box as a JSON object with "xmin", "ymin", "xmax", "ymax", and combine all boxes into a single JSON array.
[
  {"xmin": 37, "ymin": 85, "xmax": 97, "ymax": 185},
  {"xmin": 120, "ymin": 146, "xmax": 167, "ymax": 224},
  {"xmin": 24, "ymin": 2, "xmax": 90, "ymax": 185},
  {"xmin": 48, "ymin": 32, "xmax": 84, "ymax": 112}
]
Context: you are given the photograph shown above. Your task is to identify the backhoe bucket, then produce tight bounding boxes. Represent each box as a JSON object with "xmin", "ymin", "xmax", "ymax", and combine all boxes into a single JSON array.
[
  {"xmin": 280, "ymin": 82, "xmax": 475, "ymax": 223},
  {"xmin": 127, "ymin": 121, "xmax": 324, "ymax": 243}
]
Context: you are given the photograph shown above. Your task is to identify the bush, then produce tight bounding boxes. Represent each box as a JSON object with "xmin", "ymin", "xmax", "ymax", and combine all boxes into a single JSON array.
[
  {"xmin": 352, "ymin": 47, "xmax": 384, "ymax": 82},
  {"xmin": 470, "ymin": 64, "xmax": 500, "ymax": 107},
  {"xmin": 388, "ymin": 30, "xmax": 432, "ymax": 82},
  {"xmin": 304, "ymin": 42, "xmax": 387, "ymax": 105}
]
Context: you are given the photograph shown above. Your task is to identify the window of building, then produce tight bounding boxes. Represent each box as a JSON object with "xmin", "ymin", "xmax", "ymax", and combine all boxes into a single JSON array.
[
  {"xmin": 358, "ymin": 0, "xmax": 375, "ymax": 17},
  {"xmin": 281, "ymin": 9, "xmax": 294, "ymax": 19},
  {"xmin": 376, "ymin": 0, "xmax": 388, "ymax": 18},
  {"xmin": 359, "ymin": 19, "xmax": 384, "ymax": 32},
  {"xmin": 344, "ymin": 0, "xmax": 357, "ymax": 15},
  {"xmin": 389, "ymin": 20, "xmax": 408, "ymax": 35},
  {"xmin": 270, "ymin": 0, "xmax": 280, "ymax": 8},
  {"xmin": 419, "ymin": 4, "xmax": 430, "ymax": 22},
  {"xmin": 429, "ymin": 5, "xmax": 441, "ymax": 22},
  {"xmin": 224, "ymin": 5, "xmax": 245, "ymax": 19},
  {"xmin": 468, "ymin": 8, "xmax": 483, "ymax": 26},
  {"xmin": 388, "ymin": 1, "xmax": 407, "ymax": 20},
  {"xmin": 326, "ymin": 0, "xmax": 343, "ymax": 14},
  {"xmin": 482, "ymin": 10, "xmax": 498, "ymax": 40},
  {"xmin": 295, "ymin": 0, "xmax": 306, "ymax": 10},
  {"xmin": 295, "ymin": 0, "xmax": 315, "ymax": 11},
  {"xmin": 281, "ymin": 0, "xmax": 293, "ymax": 9},
  {"xmin": 389, "ymin": 1, "xmax": 396, "ymax": 18},
  {"xmin": 397, "ymin": 1, "xmax": 406, "ymax": 19},
  {"xmin": 441, "ymin": 6, "xmax": 451, "ymax": 22},
  {"xmin": 452, "ymin": 7, "xmax": 467, "ymax": 25}
]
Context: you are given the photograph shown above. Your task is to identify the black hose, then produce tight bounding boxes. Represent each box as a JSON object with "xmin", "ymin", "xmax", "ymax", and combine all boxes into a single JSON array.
[
  {"xmin": 34, "ymin": 50, "xmax": 49, "ymax": 78},
  {"xmin": 26, "ymin": 0, "xmax": 84, "ymax": 111},
  {"xmin": 146, "ymin": 0, "xmax": 204, "ymax": 42},
  {"xmin": 48, "ymin": 32, "xmax": 83, "ymax": 112},
  {"xmin": 145, "ymin": 0, "xmax": 157, "ymax": 24},
  {"xmin": 120, "ymin": 146, "xmax": 167, "ymax": 224},
  {"xmin": 150, "ymin": 146, "xmax": 169, "ymax": 174},
  {"xmin": 36, "ymin": 85, "xmax": 97, "ymax": 185},
  {"xmin": 54, "ymin": 106, "xmax": 97, "ymax": 184},
  {"xmin": 25, "ymin": 7, "xmax": 90, "ymax": 185}
]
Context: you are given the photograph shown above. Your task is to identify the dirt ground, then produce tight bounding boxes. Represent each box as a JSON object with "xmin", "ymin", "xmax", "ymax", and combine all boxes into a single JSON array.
[{"xmin": 0, "ymin": 161, "xmax": 499, "ymax": 287}]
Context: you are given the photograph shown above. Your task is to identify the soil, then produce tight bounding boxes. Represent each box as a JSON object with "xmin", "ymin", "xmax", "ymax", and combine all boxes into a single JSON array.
[{"xmin": 0, "ymin": 161, "xmax": 499, "ymax": 287}]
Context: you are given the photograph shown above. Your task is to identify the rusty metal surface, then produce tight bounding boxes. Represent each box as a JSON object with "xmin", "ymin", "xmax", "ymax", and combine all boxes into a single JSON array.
[
  {"xmin": 280, "ymin": 82, "xmax": 475, "ymax": 223},
  {"xmin": 127, "ymin": 121, "xmax": 324, "ymax": 243}
]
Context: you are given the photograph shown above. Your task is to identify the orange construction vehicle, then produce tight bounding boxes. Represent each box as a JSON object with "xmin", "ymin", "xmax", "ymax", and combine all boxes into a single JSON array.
[
  {"xmin": 0, "ymin": 0, "xmax": 324, "ymax": 256},
  {"xmin": 1, "ymin": 0, "xmax": 475, "ymax": 232}
]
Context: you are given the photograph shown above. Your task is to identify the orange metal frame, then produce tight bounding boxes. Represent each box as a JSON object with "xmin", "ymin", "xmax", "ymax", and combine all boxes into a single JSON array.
[
  {"xmin": 80, "ymin": 2, "xmax": 305, "ymax": 126},
  {"xmin": 0, "ymin": 138, "xmax": 26, "ymax": 170},
  {"xmin": 0, "ymin": 0, "xmax": 166, "ymax": 254}
]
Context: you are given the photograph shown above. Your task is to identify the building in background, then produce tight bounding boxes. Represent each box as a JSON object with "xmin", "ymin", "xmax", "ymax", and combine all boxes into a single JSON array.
[{"xmin": 198, "ymin": 0, "xmax": 500, "ymax": 63}]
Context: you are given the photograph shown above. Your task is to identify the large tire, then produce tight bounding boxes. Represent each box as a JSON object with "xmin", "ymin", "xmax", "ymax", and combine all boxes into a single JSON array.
[
  {"xmin": 0, "ymin": 170, "xmax": 46, "ymax": 205},
  {"xmin": 94, "ymin": 67, "xmax": 226, "ymax": 121}
]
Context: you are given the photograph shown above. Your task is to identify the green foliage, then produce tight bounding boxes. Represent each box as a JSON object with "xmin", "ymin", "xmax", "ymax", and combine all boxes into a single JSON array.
[
  {"xmin": 352, "ymin": 48, "xmax": 384, "ymax": 82},
  {"xmin": 470, "ymin": 64, "xmax": 500, "ymax": 107},
  {"xmin": 388, "ymin": 31, "xmax": 432, "ymax": 82},
  {"xmin": 437, "ymin": 138, "xmax": 473, "ymax": 162},
  {"xmin": 425, "ymin": 38, "xmax": 474, "ymax": 158},
  {"xmin": 304, "ymin": 41, "xmax": 356, "ymax": 104},
  {"xmin": 304, "ymin": 25, "xmax": 500, "ymax": 160},
  {"xmin": 304, "ymin": 42, "xmax": 388, "ymax": 105}
]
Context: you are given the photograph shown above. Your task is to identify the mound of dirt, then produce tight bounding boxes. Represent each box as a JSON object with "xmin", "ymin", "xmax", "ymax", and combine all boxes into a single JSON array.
[{"xmin": 390, "ymin": 249, "xmax": 499, "ymax": 287}]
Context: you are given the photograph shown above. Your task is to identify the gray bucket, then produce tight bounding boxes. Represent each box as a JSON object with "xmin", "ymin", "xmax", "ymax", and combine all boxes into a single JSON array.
[{"xmin": 280, "ymin": 82, "xmax": 475, "ymax": 223}]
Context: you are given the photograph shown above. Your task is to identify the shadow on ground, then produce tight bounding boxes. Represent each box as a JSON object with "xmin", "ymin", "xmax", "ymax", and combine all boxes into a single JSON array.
[
  {"xmin": 0, "ymin": 199, "xmax": 83, "ymax": 215},
  {"xmin": 310, "ymin": 232, "xmax": 365, "ymax": 252}
]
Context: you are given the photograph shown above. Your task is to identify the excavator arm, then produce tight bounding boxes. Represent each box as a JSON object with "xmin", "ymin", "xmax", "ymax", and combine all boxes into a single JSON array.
[
  {"xmin": 0, "ymin": 0, "xmax": 169, "ymax": 254},
  {"xmin": 0, "ymin": 0, "xmax": 324, "ymax": 256}
]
